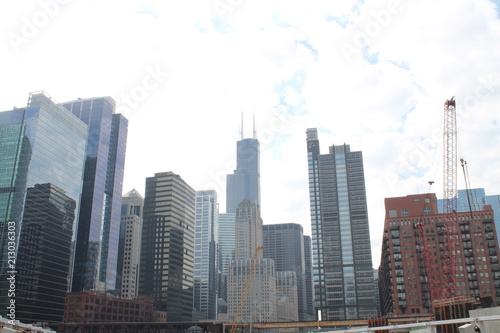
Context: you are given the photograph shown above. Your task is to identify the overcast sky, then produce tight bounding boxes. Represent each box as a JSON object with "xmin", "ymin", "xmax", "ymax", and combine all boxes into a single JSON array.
[{"xmin": 2, "ymin": 0, "xmax": 500, "ymax": 268}]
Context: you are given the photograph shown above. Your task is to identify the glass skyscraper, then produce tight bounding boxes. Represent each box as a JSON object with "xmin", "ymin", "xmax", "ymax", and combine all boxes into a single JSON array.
[
  {"xmin": 306, "ymin": 128, "xmax": 377, "ymax": 320},
  {"xmin": 62, "ymin": 96, "xmax": 128, "ymax": 292},
  {"xmin": 193, "ymin": 190, "xmax": 219, "ymax": 320},
  {"xmin": 226, "ymin": 137, "xmax": 260, "ymax": 213},
  {"xmin": 0, "ymin": 92, "xmax": 87, "ymax": 322}
]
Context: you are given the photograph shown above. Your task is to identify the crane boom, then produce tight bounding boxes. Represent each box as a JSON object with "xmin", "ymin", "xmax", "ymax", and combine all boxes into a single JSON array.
[{"xmin": 441, "ymin": 97, "xmax": 458, "ymax": 299}]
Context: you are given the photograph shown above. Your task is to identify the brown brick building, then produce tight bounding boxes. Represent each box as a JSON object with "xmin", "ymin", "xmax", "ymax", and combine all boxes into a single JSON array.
[
  {"xmin": 378, "ymin": 193, "xmax": 500, "ymax": 317},
  {"xmin": 64, "ymin": 291, "xmax": 166, "ymax": 323}
]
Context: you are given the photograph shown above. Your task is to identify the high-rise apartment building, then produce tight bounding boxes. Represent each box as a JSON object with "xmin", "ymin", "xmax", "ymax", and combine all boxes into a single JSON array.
[
  {"xmin": 276, "ymin": 271, "xmax": 299, "ymax": 322},
  {"xmin": 116, "ymin": 189, "xmax": 143, "ymax": 299},
  {"xmin": 0, "ymin": 92, "xmax": 87, "ymax": 322},
  {"xmin": 379, "ymin": 193, "xmax": 500, "ymax": 316},
  {"xmin": 139, "ymin": 172, "xmax": 196, "ymax": 322},
  {"xmin": 193, "ymin": 190, "xmax": 219, "ymax": 320},
  {"xmin": 62, "ymin": 96, "xmax": 128, "ymax": 292},
  {"xmin": 226, "ymin": 137, "xmax": 260, "ymax": 213},
  {"xmin": 306, "ymin": 128, "xmax": 377, "ymax": 320},
  {"xmin": 263, "ymin": 223, "xmax": 306, "ymax": 321}
]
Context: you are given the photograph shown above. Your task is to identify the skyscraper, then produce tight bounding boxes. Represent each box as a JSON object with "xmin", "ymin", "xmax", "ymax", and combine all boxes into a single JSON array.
[
  {"xmin": 227, "ymin": 200, "xmax": 277, "ymax": 323},
  {"xmin": 306, "ymin": 128, "xmax": 377, "ymax": 320},
  {"xmin": 62, "ymin": 96, "xmax": 128, "ymax": 292},
  {"xmin": 116, "ymin": 189, "xmax": 143, "ymax": 299},
  {"xmin": 263, "ymin": 223, "xmax": 306, "ymax": 321},
  {"xmin": 193, "ymin": 190, "xmax": 219, "ymax": 320},
  {"xmin": 226, "ymin": 137, "xmax": 260, "ymax": 214},
  {"xmin": 139, "ymin": 172, "xmax": 196, "ymax": 322},
  {"xmin": 303, "ymin": 235, "xmax": 315, "ymax": 320},
  {"xmin": 0, "ymin": 92, "xmax": 87, "ymax": 321}
]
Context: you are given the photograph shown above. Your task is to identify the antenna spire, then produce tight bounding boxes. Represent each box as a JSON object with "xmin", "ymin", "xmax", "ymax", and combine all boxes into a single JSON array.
[
  {"xmin": 240, "ymin": 112, "xmax": 244, "ymax": 140},
  {"xmin": 253, "ymin": 113, "xmax": 256, "ymax": 139}
]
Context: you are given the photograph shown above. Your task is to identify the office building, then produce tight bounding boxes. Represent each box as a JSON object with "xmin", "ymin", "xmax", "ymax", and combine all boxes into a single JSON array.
[
  {"xmin": 218, "ymin": 212, "xmax": 235, "ymax": 304},
  {"xmin": 275, "ymin": 271, "xmax": 299, "ymax": 322},
  {"xmin": 62, "ymin": 96, "xmax": 128, "ymax": 292},
  {"xmin": 227, "ymin": 200, "xmax": 277, "ymax": 322},
  {"xmin": 193, "ymin": 190, "xmax": 219, "ymax": 320},
  {"xmin": 226, "ymin": 136, "xmax": 260, "ymax": 214},
  {"xmin": 139, "ymin": 172, "xmax": 196, "ymax": 322},
  {"xmin": 303, "ymin": 235, "xmax": 315, "ymax": 320},
  {"xmin": 379, "ymin": 193, "xmax": 500, "ymax": 317},
  {"xmin": 116, "ymin": 189, "xmax": 143, "ymax": 299},
  {"xmin": 263, "ymin": 223, "xmax": 306, "ymax": 321},
  {"xmin": 0, "ymin": 92, "xmax": 87, "ymax": 322},
  {"xmin": 306, "ymin": 128, "xmax": 377, "ymax": 320}
]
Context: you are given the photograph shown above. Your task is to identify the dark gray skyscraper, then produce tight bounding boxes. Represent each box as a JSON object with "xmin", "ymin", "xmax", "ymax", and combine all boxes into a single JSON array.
[
  {"xmin": 306, "ymin": 128, "xmax": 376, "ymax": 321},
  {"xmin": 263, "ymin": 223, "xmax": 306, "ymax": 321},
  {"xmin": 62, "ymin": 97, "xmax": 128, "ymax": 292},
  {"xmin": 226, "ymin": 136, "xmax": 260, "ymax": 214},
  {"xmin": 139, "ymin": 172, "xmax": 196, "ymax": 322}
]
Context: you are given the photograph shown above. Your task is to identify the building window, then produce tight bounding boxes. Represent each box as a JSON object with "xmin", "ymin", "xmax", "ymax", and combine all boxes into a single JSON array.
[
  {"xmin": 389, "ymin": 210, "xmax": 397, "ymax": 218},
  {"xmin": 423, "ymin": 207, "xmax": 431, "ymax": 215},
  {"xmin": 400, "ymin": 209, "xmax": 409, "ymax": 217}
]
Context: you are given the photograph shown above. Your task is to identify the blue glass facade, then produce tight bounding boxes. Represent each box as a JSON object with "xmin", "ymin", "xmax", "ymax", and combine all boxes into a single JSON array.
[
  {"xmin": 62, "ymin": 97, "xmax": 128, "ymax": 292},
  {"xmin": 0, "ymin": 92, "xmax": 87, "ymax": 321},
  {"xmin": 226, "ymin": 138, "xmax": 260, "ymax": 213}
]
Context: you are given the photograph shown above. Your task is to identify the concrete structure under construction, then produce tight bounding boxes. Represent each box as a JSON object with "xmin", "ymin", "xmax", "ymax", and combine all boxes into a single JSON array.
[{"xmin": 379, "ymin": 193, "xmax": 500, "ymax": 317}]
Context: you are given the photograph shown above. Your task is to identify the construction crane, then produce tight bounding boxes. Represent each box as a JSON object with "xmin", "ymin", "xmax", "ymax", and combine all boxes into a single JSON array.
[
  {"xmin": 230, "ymin": 246, "xmax": 263, "ymax": 333},
  {"xmin": 441, "ymin": 96, "xmax": 458, "ymax": 299}
]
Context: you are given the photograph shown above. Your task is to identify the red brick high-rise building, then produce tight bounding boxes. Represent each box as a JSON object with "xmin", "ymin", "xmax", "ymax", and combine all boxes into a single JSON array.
[{"xmin": 378, "ymin": 193, "xmax": 500, "ymax": 317}]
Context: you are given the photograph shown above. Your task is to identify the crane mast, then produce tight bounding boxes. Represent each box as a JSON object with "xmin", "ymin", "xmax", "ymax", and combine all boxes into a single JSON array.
[{"xmin": 441, "ymin": 97, "xmax": 458, "ymax": 299}]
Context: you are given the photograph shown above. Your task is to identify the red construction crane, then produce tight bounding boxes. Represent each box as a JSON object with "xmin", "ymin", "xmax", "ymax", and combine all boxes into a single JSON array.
[{"xmin": 441, "ymin": 97, "xmax": 458, "ymax": 299}]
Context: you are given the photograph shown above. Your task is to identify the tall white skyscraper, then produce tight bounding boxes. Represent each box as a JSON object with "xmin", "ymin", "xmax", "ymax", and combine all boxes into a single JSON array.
[
  {"xmin": 193, "ymin": 190, "xmax": 219, "ymax": 320},
  {"xmin": 116, "ymin": 189, "xmax": 143, "ymax": 299}
]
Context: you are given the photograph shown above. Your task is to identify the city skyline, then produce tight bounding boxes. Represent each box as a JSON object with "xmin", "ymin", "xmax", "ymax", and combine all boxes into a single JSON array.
[{"xmin": 2, "ymin": 1, "xmax": 500, "ymax": 270}]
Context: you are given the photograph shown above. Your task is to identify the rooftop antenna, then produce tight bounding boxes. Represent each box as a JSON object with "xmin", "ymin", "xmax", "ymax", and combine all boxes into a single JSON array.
[
  {"xmin": 240, "ymin": 112, "xmax": 244, "ymax": 140},
  {"xmin": 253, "ymin": 113, "xmax": 256, "ymax": 139}
]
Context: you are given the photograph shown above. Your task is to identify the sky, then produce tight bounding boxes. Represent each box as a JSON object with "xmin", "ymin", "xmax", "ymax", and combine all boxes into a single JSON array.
[{"xmin": 2, "ymin": 0, "xmax": 500, "ymax": 269}]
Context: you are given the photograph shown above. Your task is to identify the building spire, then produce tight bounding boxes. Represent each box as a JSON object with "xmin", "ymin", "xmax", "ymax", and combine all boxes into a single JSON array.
[
  {"xmin": 240, "ymin": 112, "xmax": 244, "ymax": 140},
  {"xmin": 253, "ymin": 114, "xmax": 256, "ymax": 139}
]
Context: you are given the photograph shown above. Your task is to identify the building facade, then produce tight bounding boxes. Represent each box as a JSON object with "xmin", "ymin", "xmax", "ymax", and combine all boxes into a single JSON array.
[
  {"xmin": 306, "ymin": 128, "xmax": 377, "ymax": 320},
  {"xmin": 64, "ymin": 290, "xmax": 166, "ymax": 323},
  {"xmin": 116, "ymin": 189, "xmax": 143, "ymax": 299},
  {"xmin": 218, "ymin": 212, "xmax": 235, "ymax": 305},
  {"xmin": 139, "ymin": 172, "xmax": 196, "ymax": 322},
  {"xmin": 226, "ymin": 137, "xmax": 260, "ymax": 214},
  {"xmin": 0, "ymin": 92, "xmax": 87, "ymax": 322},
  {"xmin": 227, "ymin": 200, "xmax": 277, "ymax": 322},
  {"xmin": 379, "ymin": 193, "xmax": 500, "ymax": 317},
  {"xmin": 263, "ymin": 223, "xmax": 306, "ymax": 321},
  {"xmin": 303, "ymin": 235, "xmax": 315, "ymax": 320},
  {"xmin": 62, "ymin": 96, "xmax": 128, "ymax": 292},
  {"xmin": 275, "ymin": 271, "xmax": 299, "ymax": 322},
  {"xmin": 193, "ymin": 190, "xmax": 219, "ymax": 320}
]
